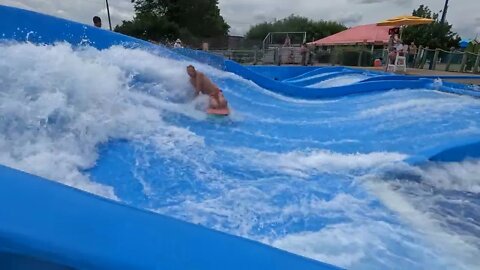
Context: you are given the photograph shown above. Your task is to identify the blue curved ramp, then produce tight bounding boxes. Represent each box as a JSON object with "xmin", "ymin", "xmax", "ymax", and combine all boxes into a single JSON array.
[
  {"xmin": 174, "ymin": 48, "xmax": 436, "ymax": 99},
  {"xmin": 224, "ymin": 59, "xmax": 432, "ymax": 98},
  {"xmin": 174, "ymin": 49, "xmax": 480, "ymax": 99},
  {"xmin": 0, "ymin": 165, "xmax": 339, "ymax": 270}
]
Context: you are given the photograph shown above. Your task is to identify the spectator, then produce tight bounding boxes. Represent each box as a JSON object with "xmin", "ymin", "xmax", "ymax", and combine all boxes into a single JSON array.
[
  {"xmin": 403, "ymin": 43, "xmax": 409, "ymax": 55},
  {"xmin": 389, "ymin": 47, "xmax": 398, "ymax": 64},
  {"xmin": 308, "ymin": 45, "xmax": 315, "ymax": 65},
  {"xmin": 284, "ymin": 34, "xmax": 291, "ymax": 47},
  {"xmin": 396, "ymin": 40, "xmax": 405, "ymax": 56},
  {"xmin": 409, "ymin": 42, "xmax": 417, "ymax": 67},
  {"xmin": 388, "ymin": 34, "xmax": 397, "ymax": 52},
  {"xmin": 174, "ymin": 39, "xmax": 184, "ymax": 48},
  {"xmin": 93, "ymin": 16, "xmax": 102, "ymax": 28},
  {"xmin": 300, "ymin": 43, "xmax": 308, "ymax": 66},
  {"xmin": 288, "ymin": 49, "xmax": 295, "ymax": 64},
  {"xmin": 409, "ymin": 42, "xmax": 417, "ymax": 55}
]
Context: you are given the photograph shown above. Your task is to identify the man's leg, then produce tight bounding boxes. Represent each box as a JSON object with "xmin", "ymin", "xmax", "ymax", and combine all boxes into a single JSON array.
[
  {"xmin": 209, "ymin": 95, "xmax": 219, "ymax": 109},
  {"xmin": 217, "ymin": 92, "xmax": 228, "ymax": 109}
]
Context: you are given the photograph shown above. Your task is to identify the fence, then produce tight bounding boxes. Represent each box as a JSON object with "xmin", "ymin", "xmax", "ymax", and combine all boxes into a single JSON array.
[
  {"xmin": 196, "ymin": 46, "xmax": 480, "ymax": 74},
  {"xmin": 414, "ymin": 47, "xmax": 480, "ymax": 73},
  {"xmin": 207, "ymin": 47, "xmax": 382, "ymax": 66},
  {"xmin": 210, "ymin": 50, "xmax": 264, "ymax": 64}
]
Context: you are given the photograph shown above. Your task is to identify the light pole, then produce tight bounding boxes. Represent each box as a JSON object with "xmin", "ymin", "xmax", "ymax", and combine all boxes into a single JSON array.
[
  {"xmin": 440, "ymin": 0, "xmax": 449, "ymax": 25},
  {"xmin": 106, "ymin": 0, "xmax": 112, "ymax": 30}
]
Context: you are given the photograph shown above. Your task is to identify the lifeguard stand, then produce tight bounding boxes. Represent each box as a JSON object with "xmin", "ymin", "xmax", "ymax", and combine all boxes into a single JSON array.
[{"xmin": 387, "ymin": 53, "xmax": 407, "ymax": 73}]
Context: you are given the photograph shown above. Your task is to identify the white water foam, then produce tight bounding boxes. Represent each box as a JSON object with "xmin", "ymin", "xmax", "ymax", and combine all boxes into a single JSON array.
[
  {"xmin": 357, "ymin": 159, "xmax": 480, "ymax": 270},
  {"xmin": 287, "ymin": 72, "xmax": 337, "ymax": 83},
  {"xmin": 0, "ymin": 42, "xmax": 212, "ymax": 198},
  {"xmin": 261, "ymin": 158, "xmax": 480, "ymax": 270},
  {"xmin": 225, "ymin": 148, "xmax": 407, "ymax": 178},
  {"xmin": 358, "ymin": 95, "xmax": 477, "ymax": 119},
  {"xmin": 2, "ymin": 42, "xmax": 480, "ymax": 270},
  {"xmin": 308, "ymin": 74, "xmax": 370, "ymax": 88}
]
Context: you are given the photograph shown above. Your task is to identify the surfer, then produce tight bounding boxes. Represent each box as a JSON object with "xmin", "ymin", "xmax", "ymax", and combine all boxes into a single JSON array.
[{"xmin": 186, "ymin": 65, "xmax": 228, "ymax": 110}]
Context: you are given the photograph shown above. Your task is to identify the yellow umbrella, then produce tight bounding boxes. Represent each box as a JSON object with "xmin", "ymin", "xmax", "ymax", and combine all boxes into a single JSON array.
[{"xmin": 377, "ymin": 16, "xmax": 433, "ymax": 27}]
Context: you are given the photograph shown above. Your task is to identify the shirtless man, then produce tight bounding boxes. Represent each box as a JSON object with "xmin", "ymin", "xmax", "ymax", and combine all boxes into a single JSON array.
[{"xmin": 186, "ymin": 65, "xmax": 228, "ymax": 109}]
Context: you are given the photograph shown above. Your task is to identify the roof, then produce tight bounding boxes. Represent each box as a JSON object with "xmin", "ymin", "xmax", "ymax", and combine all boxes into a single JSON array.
[{"xmin": 309, "ymin": 24, "xmax": 391, "ymax": 46}]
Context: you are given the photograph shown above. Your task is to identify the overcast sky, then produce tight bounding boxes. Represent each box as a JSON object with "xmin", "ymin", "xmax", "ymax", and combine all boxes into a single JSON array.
[{"xmin": 1, "ymin": 0, "xmax": 479, "ymax": 39}]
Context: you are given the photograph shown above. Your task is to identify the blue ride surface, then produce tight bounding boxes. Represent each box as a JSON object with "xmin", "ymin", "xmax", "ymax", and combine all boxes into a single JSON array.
[
  {"xmin": 0, "ymin": 164, "xmax": 337, "ymax": 270},
  {"xmin": 1, "ymin": 5, "xmax": 480, "ymax": 270},
  {"xmin": 174, "ymin": 48, "xmax": 480, "ymax": 99},
  {"xmin": 0, "ymin": 5, "xmax": 339, "ymax": 270}
]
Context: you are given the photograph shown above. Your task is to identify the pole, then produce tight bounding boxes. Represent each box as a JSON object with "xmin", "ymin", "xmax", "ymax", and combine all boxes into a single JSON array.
[
  {"xmin": 106, "ymin": 0, "xmax": 112, "ymax": 31},
  {"xmin": 440, "ymin": 0, "xmax": 449, "ymax": 25}
]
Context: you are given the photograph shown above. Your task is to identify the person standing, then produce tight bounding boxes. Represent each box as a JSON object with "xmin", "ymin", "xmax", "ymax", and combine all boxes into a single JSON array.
[
  {"xmin": 300, "ymin": 43, "xmax": 308, "ymax": 66},
  {"xmin": 395, "ymin": 40, "xmax": 405, "ymax": 56},
  {"xmin": 173, "ymin": 39, "xmax": 184, "ymax": 48},
  {"xmin": 93, "ymin": 16, "xmax": 102, "ymax": 28},
  {"xmin": 409, "ymin": 42, "xmax": 418, "ymax": 67},
  {"xmin": 284, "ymin": 34, "xmax": 291, "ymax": 47},
  {"xmin": 388, "ymin": 34, "xmax": 396, "ymax": 52}
]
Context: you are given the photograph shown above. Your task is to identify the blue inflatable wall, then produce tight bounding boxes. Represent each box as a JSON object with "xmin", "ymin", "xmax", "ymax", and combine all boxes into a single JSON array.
[
  {"xmin": 0, "ymin": 5, "xmax": 341, "ymax": 270},
  {"xmin": 174, "ymin": 48, "xmax": 480, "ymax": 100},
  {"xmin": 0, "ymin": 164, "xmax": 340, "ymax": 270}
]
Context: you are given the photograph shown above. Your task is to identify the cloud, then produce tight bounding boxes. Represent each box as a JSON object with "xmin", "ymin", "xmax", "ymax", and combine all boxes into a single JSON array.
[
  {"xmin": 0, "ymin": 0, "xmax": 134, "ymax": 28},
  {"xmin": 337, "ymin": 13, "xmax": 363, "ymax": 25},
  {"xmin": 355, "ymin": 0, "xmax": 413, "ymax": 5},
  {"xmin": 356, "ymin": 0, "xmax": 388, "ymax": 3}
]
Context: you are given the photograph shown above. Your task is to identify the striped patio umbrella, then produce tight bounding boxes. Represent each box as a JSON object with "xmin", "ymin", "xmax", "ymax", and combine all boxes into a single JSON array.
[{"xmin": 377, "ymin": 16, "xmax": 434, "ymax": 27}]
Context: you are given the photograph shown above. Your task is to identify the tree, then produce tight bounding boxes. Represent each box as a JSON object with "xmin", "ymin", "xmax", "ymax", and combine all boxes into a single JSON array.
[
  {"xmin": 115, "ymin": 0, "xmax": 229, "ymax": 42},
  {"xmin": 115, "ymin": 12, "xmax": 180, "ymax": 42},
  {"xmin": 402, "ymin": 5, "xmax": 460, "ymax": 50},
  {"xmin": 465, "ymin": 41, "xmax": 480, "ymax": 54},
  {"xmin": 245, "ymin": 15, "xmax": 346, "ymax": 43}
]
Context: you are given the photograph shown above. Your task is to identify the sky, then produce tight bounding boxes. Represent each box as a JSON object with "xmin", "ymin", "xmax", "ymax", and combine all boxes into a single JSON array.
[{"xmin": 1, "ymin": 0, "xmax": 479, "ymax": 39}]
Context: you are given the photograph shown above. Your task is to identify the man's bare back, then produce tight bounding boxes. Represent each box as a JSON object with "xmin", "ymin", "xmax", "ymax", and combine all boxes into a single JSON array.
[
  {"xmin": 189, "ymin": 71, "xmax": 218, "ymax": 96},
  {"xmin": 186, "ymin": 65, "xmax": 228, "ymax": 110}
]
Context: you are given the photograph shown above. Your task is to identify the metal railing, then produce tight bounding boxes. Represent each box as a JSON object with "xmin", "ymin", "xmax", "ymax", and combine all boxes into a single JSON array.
[
  {"xmin": 210, "ymin": 50, "xmax": 260, "ymax": 64},
  {"xmin": 262, "ymin": 32, "xmax": 307, "ymax": 51},
  {"xmin": 205, "ymin": 46, "xmax": 480, "ymax": 74},
  {"xmin": 210, "ymin": 47, "xmax": 380, "ymax": 66},
  {"xmin": 210, "ymin": 49, "xmax": 283, "ymax": 65}
]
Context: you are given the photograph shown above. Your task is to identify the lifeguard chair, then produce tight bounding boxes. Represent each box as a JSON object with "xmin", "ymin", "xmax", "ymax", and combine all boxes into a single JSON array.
[{"xmin": 387, "ymin": 53, "xmax": 407, "ymax": 73}]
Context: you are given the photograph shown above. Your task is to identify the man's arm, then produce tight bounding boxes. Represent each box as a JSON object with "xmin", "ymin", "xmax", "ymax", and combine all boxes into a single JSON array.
[
  {"xmin": 195, "ymin": 74, "xmax": 203, "ymax": 95},
  {"xmin": 190, "ymin": 78, "xmax": 200, "ymax": 96}
]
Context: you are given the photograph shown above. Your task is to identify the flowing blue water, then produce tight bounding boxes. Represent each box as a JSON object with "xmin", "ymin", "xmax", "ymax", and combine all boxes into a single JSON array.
[
  {"xmin": 1, "ymin": 42, "xmax": 479, "ymax": 269},
  {"xmin": 307, "ymin": 74, "xmax": 371, "ymax": 88}
]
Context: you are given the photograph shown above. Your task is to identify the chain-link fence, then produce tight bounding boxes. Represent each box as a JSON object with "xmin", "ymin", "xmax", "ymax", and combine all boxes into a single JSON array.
[
  {"xmin": 210, "ymin": 50, "xmax": 265, "ymax": 64},
  {"xmin": 206, "ymin": 47, "xmax": 385, "ymax": 66}
]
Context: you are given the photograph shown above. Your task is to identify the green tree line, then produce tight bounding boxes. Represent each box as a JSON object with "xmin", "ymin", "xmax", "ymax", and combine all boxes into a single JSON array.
[
  {"xmin": 115, "ymin": 0, "xmax": 229, "ymax": 43},
  {"xmin": 245, "ymin": 15, "xmax": 347, "ymax": 43},
  {"xmin": 402, "ymin": 5, "xmax": 461, "ymax": 50},
  {"xmin": 114, "ymin": 1, "xmax": 463, "ymax": 51}
]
